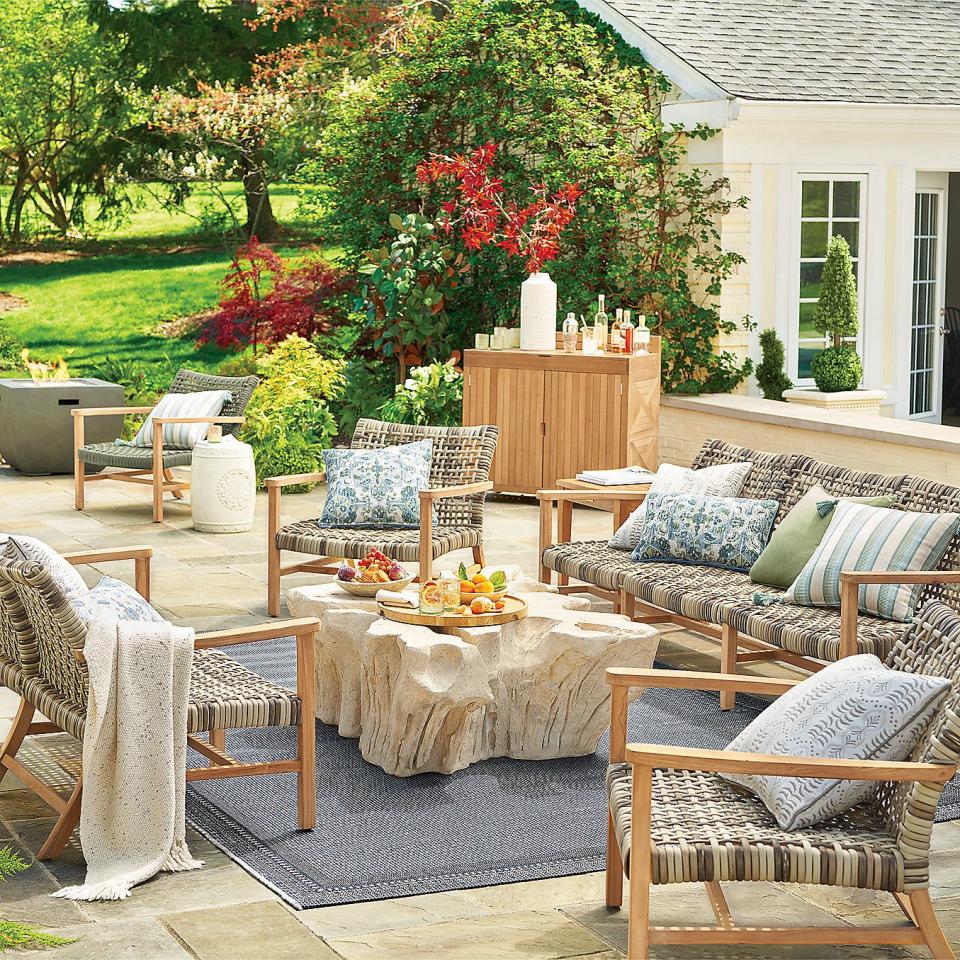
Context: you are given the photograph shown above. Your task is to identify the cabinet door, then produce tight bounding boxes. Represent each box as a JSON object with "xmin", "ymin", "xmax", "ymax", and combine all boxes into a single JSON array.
[
  {"xmin": 492, "ymin": 368, "xmax": 545, "ymax": 493},
  {"xmin": 543, "ymin": 371, "xmax": 623, "ymax": 485}
]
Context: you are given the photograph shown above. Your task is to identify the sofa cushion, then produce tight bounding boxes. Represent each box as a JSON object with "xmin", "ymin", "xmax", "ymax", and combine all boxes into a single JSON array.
[
  {"xmin": 541, "ymin": 540, "xmax": 641, "ymax": 592},
  {"xmin": 690, "ymin": 439, "xmax": 797, "ymax": 514}
]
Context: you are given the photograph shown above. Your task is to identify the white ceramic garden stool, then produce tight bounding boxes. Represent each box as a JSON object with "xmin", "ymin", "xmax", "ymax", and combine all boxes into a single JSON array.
[{"xmin": 190, "ymin": 435, "xmax": 256, "ymax": 533}]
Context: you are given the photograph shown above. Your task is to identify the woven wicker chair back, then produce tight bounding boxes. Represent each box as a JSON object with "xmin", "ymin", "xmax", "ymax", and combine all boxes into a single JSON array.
[
  {"xmin": 880, "ymin": 602, "xmax": 960, "ymax": 883},
  {"xmin": 0, "ymin": 559, "xmax": 88, "ymax": 709},
  {"xmin": 351, "ymin": 419, "xmax": 499, "ymax": 528},
  {"xmin": 169, "ymin": 369, "xmax": 260, "ymax": 438}
]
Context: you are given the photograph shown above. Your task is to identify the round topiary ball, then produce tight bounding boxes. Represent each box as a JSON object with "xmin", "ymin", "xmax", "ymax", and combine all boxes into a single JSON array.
[{"xmin": 810, "ymin": 346, "xmax": 863, "ymax": 393}]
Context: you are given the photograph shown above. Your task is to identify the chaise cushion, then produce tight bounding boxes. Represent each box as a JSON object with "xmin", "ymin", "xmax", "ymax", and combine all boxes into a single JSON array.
[{"xmin": 541, "ymin": 540, "xmax": 642, "ymax": 592}]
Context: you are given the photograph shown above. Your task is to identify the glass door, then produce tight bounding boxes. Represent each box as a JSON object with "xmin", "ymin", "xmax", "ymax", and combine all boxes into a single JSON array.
[{"xmin": 911, "ymin": 191, "xmax": 943, "ymax": 420}]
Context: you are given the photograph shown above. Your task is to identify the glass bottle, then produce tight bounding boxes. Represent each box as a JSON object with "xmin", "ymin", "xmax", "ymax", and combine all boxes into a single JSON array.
[
  {"xmin": 622, "ymin": 309, "xmax": 634, "ymax": 355},
  {"xmin": 636, "ymin": 314, "xmax": 651, "ymax": 355},
  {"xmin": 562, "ymin": 313, "xmax": 578, "ymax": 353},
  {"xmin": 609, "ymin": 308, "xmax": 624, "ymax": 354},
  {"xmin": 593, "ymin": 294, "xmax": 608, "ymax": 353}
]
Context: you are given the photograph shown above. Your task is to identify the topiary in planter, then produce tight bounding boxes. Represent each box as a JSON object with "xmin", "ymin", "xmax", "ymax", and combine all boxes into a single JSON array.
[
  {"xmin": 810, "ymin": 345, "xmax": 862, "ymax": 392},
  {"xmin": 756, "ymin": 329, "xmax": 793, "ymax": 400}
]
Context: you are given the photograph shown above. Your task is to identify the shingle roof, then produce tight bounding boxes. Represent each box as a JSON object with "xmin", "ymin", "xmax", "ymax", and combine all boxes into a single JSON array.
[{"xmin": 597, "ymin": 0, "xmax": 960, "ymax": 105}]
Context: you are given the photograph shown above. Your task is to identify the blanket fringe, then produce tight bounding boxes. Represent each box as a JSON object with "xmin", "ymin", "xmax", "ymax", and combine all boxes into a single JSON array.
[
  {"xmin": 161, "ymin": 840, "xmax": 204, "ymax": 873},
  {"xmin": 52, "ymin": 879, "xmax": 134, "ymax": 902}
]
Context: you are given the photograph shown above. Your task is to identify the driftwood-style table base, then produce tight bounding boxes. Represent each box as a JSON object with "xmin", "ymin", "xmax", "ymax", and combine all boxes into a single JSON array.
[{"xmin": 288, "ymin": 578, "xmax": 659, "ymax": 776}]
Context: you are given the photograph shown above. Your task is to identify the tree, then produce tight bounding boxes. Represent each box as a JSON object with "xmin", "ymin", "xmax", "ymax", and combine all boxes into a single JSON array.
[
  {"xmin": 304, "ymin": 0, "xmax": 751, "ymax": 393},
  {"xmin": 756, "ymin": 329, "xmax": 793, "ymax": 401},
  {"xmin": 0, "ymin": 0, "xmax": 125, "ymax": 243},
  {"xmin": 810, "ymin": 234, "xmax": 862, "ymax": 391}
]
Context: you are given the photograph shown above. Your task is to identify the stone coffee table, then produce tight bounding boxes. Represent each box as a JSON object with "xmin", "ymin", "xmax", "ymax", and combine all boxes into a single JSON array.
[{"xmin": 287, "ymin": 578, "xmax": 659, "ymax": 777}]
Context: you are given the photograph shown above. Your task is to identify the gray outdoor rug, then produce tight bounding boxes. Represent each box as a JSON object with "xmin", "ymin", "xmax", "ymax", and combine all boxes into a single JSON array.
[{"xmin": 186, "ymin": 637, "xmax": 960, "ymax": 909}]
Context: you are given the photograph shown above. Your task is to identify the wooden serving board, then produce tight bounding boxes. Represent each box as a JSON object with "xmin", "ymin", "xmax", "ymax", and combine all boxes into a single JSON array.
[{"xmin": 378, "ymin": 595, "xmax": 528, "ymax": 630}]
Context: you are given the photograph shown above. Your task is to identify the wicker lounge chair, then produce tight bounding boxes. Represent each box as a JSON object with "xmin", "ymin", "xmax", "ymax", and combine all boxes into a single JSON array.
[
  {"xmin": 72, "ymin": 369, "xmax": 259, "ymax": 523},
  {"xmin": 605, "ymin": 601, "xmax": 960, "ymax": 958},
  {"xmin": 267, "ymin": 418, "xmax": 499, "ymax": 616},
  {"xmin": 0, "ymin": 547, "xmax": 318, "ymax": 859}
]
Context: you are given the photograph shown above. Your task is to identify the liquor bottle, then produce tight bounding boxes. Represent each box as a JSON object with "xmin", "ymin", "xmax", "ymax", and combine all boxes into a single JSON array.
[
  {"xmin": 609, "ymin": 308, "xmax": 624, "ymax": 353},
  {"xmin": 622, "ymin": 309, "xmax": 634, "ymax": 354},
  {"xmin": 562, "ymin": 312, "xmax": 578, "ymax": 353},
  {"xmin": 593, "ymin": 294, "xmax": 608, "ymax": 352},
  {"xmin": 636, "ymin": 314, "xmax": 651, "ymax": 355}
]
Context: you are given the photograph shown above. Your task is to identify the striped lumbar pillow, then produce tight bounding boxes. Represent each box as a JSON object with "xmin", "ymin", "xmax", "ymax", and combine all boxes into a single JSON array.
[
  {"xmin": 127, "ymin": 390, "xmax": 232, "ymax": 450},
  {"xmin": 785, "ymin": 500, "xmax": 960, "ymax": 621}
]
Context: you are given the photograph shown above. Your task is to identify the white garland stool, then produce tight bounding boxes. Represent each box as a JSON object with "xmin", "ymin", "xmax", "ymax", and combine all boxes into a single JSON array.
[{"xmin": 190, "ymin": 436, "xmax": 256, "ymax": 533}]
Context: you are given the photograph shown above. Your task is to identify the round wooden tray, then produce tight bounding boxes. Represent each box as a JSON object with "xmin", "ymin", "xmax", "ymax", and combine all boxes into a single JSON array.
[{"xmin": 378, "ymin": 594, "xmax": 528, "ymax": 630}]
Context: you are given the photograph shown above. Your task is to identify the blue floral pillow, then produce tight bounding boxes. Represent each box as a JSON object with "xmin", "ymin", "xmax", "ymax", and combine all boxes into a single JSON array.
[
  {"xmin": 320, "ymin": 440, "xmax": 434, "ymax": 528},
  {"xmin": 631, "ymin": 493, "xmax": 779, "ymax": 572},
  {"xmin": 71, "ymin": 576, "xmax": 165, "ymax": 624}
]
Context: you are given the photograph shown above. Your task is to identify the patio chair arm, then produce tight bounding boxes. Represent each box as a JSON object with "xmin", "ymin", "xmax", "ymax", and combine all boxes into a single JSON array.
[
  {"xmin": 624, "ymin": 743, "xmax": 956, "ymax": 784},
  {"xmin": 264, "ymin": 471, "xmax": 326, "ymax": 489},
  {"xmin": 193, "ymin": 617, "xmax": 320, "ymax": 649},
  {"xmin": 71, "ymin": 406, "xmax": 154, "ymax": 418},
  {"xmin": 420, "ymin": 481, "xmax": 493, "ymax": 502},
  {"xmin": 62, "ymin": 545, "xmax": 153, "ymax": 601},
  {"xmin": 606, "ymin": 667, "xmax": 799, "ymax": 697}
]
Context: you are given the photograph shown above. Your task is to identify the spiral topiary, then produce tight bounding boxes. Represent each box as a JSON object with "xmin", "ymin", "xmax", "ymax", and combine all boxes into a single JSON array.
[{"xmin": 810, "ymin": 345, "xmax": 862, "ymax": 393}]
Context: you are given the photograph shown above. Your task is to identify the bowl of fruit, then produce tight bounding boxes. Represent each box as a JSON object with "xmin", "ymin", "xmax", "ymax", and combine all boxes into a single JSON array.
[
  {"xmin": 336, "ymin": 550, "xmax": 413, "ymax": 596},
  {"xmin": 457, "ymin": 564, "xmax": 508, "ymax": 603}
]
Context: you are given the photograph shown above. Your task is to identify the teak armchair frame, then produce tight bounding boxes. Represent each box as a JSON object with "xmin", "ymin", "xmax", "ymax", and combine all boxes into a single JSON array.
[{"xmin": 0, "ymin": 547, "xmax": 318, "ymax": 860}]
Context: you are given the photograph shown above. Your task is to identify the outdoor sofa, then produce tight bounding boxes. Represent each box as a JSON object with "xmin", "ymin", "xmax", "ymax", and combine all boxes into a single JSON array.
[{"xmin": 539, "ymin": 439, "xmax": 960, "ymax": 704}]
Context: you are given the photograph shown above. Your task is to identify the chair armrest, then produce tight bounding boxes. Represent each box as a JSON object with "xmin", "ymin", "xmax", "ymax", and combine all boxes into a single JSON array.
[
  {"xmin": 264, "ymin": 471, "xmax": 326, "ymax": 489},
  {"xmin": 71, "ymin": 406, "xmax": 154, "ymax": 418},
  {"xmin": 606, "ymin": 667, "xmax": 799, "ymax": 697},
  {"xmin": 840, "ymin": 570, "xmax": 960, "ymax": 586},
  {"xmin": 151, "ymin": 416, "xmax": 245, "ymax": 425},
  {"xmin": 536, "ymin": 487, "xmax": 650, "ymax": 502},
  {"xmin": 193, "ymin": 618, "xmax": 320, "ymax": 649},
  {"xmin": 62, "ymin": 545, "xmax": 153, "ymax": 566},
  {"xmin": 420, "ymin": 481, "xmax": 493, "ymax": 502},
  {"xmin": 625, "ymin": 743, "xmax": 956, "ymax": 784}
]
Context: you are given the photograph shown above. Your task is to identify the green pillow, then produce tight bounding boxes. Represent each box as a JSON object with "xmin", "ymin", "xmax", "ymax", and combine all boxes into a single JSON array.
[{"xmin": 749, "ymin": 485, "xmax": 896, "ymax": 589}]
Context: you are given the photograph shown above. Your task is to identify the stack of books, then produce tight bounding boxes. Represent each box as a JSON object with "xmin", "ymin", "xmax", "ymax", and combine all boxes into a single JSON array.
[{"xmin": 575, "ymin": 466, "xmax": 657, "ymax": 486}]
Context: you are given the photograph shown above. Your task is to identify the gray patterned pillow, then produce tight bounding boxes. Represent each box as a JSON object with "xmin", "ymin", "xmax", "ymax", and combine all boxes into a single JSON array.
[
  {"xmin": 71, "ymin": 576, "xmax": 165, "ymax": 625},
  {"xmin": 2, "ymin": 535, "xmax": 88, "ymax": 601},
  {"xmin": 723, "ymin": 654, "xmax": 950, "ymax": 830}
]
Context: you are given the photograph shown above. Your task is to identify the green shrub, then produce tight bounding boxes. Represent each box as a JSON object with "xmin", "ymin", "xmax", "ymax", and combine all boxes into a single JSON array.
[
  {"xmin": 242, "ymin": 335, "xmax": 343, "ymax": 492},
  {"xmin": 755, "ymin": 329, "xmax": 793, "ymax": 401},
  {"xmin": 0, "ymin": 321, "xmax": 24, "ymax": 370},
  {"xmin": 337, "ymin": 356, "xmax": 396, "ymax": 440},
  {"xmin": 215, "ymin": 353, "xmax": 258, "ymax": 379},
  {"xmin": 86, "ymin": 354, "xmax": 180, "ymax": 438},
  {"xmin": 810, "ymin": 345, "xmax": 862, "ymax": 393},
  {"xmin": 379, "ymin": 359, "xmax": 463, "ymax": 426}
]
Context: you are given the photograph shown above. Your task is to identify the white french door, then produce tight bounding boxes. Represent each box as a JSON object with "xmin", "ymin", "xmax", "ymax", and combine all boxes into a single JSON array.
[{"xmin": 910, "ymin": 190, "xmax": 945, "ymax": 421}]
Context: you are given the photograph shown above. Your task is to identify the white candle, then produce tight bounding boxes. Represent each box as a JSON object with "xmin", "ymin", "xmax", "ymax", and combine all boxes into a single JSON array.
[{"xmin": 475, "ymin": 334, "xmax": 490, "ymax": 349}]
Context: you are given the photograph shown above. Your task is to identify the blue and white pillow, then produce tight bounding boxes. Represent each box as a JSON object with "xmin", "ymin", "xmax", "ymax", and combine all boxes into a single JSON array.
[
  {"xmin": 71, "ymin": 576, "xmax": 165, "ymax": 625},
  {"xmin": 786, "ymin": 500, "xmax": 960, "ymax": 621},
  {"xmin": 124, "ymin": 390, "xmax": 232, "ymax": 449},
  {"xmin": 631, "ymin": 493, "xmax": 779, "ymax": 572},
  {"xmin": 320, "ymin": 440, "xmax": 434, "ymax": 528}
]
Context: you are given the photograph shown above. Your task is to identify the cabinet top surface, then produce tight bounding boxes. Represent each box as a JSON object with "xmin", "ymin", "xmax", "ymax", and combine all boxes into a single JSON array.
[{"xmin": 464, "ymin": 347, "xmax": 660, "ymax": 377}]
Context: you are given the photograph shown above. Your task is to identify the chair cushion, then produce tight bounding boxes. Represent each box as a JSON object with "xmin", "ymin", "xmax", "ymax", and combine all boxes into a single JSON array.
[
  {"xmin": 129, "ymin": 389, "xmax": 231, "ymax": 448},
  {"xmin": 723, "ymin": 654, "xmax": 950, "ymax": 830},
  {"xmin": 541, "ymin": 540, "xmax": 642, "ymax": 592},
  {"xmin": 78, "ymin": 442, "xmax": 193, "ymax": 469},
  {"xmin": 277, "ymin": 521, "xmax": 481, "ymax": 562},
  {"xmin": 71, "ymin": 576, "xmax": 164, "ymax": 625},
  {"xmin": 607, "ymin": 762, "xmax": 908, "ymax": 891}
]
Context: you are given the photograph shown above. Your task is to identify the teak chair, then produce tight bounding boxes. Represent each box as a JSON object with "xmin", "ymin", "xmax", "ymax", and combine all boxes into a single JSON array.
[
  {"xmin": 0, "ymin": 546, "xmax": 318, "ymax": 859},
  {"xmin": 72, "ymin": 369, "xmax": 259, "ymax": 523},
  {"xmin": 267, "ymin": 418, "xmax": 499, "ymax": 616},
  {"xmin": 605, "ymin": 601, "xmax": 960, "ymax": 959}
]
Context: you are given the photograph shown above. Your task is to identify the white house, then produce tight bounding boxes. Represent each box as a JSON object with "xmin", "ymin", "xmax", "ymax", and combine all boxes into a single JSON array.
[{"xmin": 579, "ymin": 0, "xmax": 960, "ymax": 423}]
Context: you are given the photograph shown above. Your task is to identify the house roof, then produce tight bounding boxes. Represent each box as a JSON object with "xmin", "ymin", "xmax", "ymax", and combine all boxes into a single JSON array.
[{"xmin": 592, "ymin": 0, "xmax": 960, "ymax": 105}]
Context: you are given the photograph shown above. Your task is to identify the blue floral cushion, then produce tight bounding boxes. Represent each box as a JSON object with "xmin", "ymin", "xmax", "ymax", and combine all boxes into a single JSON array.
[
  {"xmin": 631, "ymin": 493, "xmax": 780, "ymax": 572},
  {"xmin": 71, "ymin": 576, "xmax": 165, "ymax": 624},
  {"xmin": 320, "ymin": 440, "xmax": 434, "ymax": 529}
]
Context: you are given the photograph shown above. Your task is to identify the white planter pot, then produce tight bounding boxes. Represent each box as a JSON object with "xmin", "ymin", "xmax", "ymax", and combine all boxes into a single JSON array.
[
  {"xmin": 520, "ymin": 271, "xmax": 557, "ymax": 351},
  {"xmin": 782, "ymin": 388, "xmax": 888, "ymax": 416},
  {"xmin": 191, "ymin": 436, "xmax": 257, "ymax": 533}
]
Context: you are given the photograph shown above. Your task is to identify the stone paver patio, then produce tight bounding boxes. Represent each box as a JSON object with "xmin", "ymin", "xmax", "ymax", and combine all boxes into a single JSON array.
[{"xmin": 2, "ymin": 465, "xmax": 960, "ymax": 959}]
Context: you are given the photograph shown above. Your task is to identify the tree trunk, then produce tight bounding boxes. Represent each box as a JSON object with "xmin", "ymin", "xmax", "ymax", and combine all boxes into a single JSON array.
[{"xmin": 241, "ymin": 153, "xmax": 279, "ymax": 242}]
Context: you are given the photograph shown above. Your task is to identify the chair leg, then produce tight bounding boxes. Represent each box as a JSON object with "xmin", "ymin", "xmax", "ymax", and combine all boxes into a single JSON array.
[
  {"xmin": 73, "ymin": 413, "xmax": 85, "ymax": 510},
  {"xmin": 268, "ymin": 485, "xmax": 281, "ymax": 617},
  {"xmin": 38, "ymin": 779, "xmax": 82, "ymax": 861},
  {"xmin": 627, "ymin": 765, "xmax": 652, "ymax": 960},
  {"xmin": 209, "ymin": 729, "xmax": 225, "ymax": 751},
  {"xmin": 0, "ymin": 699, "xmax": 34, "ymax": 787},
  {"xmin": 606, "ymin": 807, "xmax": 623, "ymax": 909},
  {"xmin": 472, "ymin": 545, "xmax": 485, "ymax": 569},
  {"xmin": 152, "ymin": 424, "xmax": 164, "ymax": 523},
  {"xmin": 296, "ymin": 628, "xmax": 317, "ymax": 830},
  {"xmin": 165, "ymin": 469, "xmax": 184, "ymax": 500},
  {"xmin": 720, "ymin": 624, "xmax": 738, "ymax": 711},
  {"xmin": 909, "ymin": 890, "xmax": 956, "ymax": 959}
]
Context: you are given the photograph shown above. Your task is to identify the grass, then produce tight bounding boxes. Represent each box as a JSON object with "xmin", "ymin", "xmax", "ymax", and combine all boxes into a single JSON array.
[{"xmin": 0, "ymin": 182, "xmax": 335, "ymax": 376}]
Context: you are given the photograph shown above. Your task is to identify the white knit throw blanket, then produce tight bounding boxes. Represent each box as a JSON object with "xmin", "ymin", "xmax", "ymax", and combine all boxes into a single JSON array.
[{"xmin": 53, "ymin": 620, "xmax": 203, "ymax": 901}]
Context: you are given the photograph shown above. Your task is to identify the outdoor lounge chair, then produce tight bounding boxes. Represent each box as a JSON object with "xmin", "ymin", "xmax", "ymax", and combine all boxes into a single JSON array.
[
  {"xmin": 605, "ymin": 601, "xmax": 960, "ymax": 959},
  {"xmin": 267, "ymin": 418, "xmax": 499, "ymax": 616},
  {"xmin": 72, "ymin": 369, "xmax": 259, "ymax": 523},
  {"xmin": 0, "ymin": 547, "xmax": 318, "ymax": 859}
]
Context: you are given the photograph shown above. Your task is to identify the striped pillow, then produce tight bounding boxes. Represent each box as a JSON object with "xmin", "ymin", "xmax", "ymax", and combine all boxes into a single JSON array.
[
  {"xmin": 786, "ymin": 500, "xmax": 960, "ymax": 621},
  {"xmin": 127, "ymin": 390, "xmax": 231, "ymax": 449}
]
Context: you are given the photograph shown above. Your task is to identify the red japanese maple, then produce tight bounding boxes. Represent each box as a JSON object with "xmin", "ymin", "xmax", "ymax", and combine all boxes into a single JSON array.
[
  {"xmin": 199, "ymin": 238, "xmax": 350, "ymax": 355},
  {"xmin": 416, "ymin": 143, "xmax": 582, "ymax": 273}
]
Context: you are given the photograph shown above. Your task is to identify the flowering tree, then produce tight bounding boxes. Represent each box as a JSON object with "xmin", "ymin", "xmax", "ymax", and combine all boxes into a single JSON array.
[
  {"xmin": 199, "ymin": 239, "xmax": 350, "ymax": 355},
  {"xmin": 415, "ymin": 143, "xmax": 582, "ymax": 273}
]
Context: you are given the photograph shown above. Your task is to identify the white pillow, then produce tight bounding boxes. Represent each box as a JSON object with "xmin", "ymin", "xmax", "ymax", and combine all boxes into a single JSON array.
[
  {"xmin": 2, "ymin": 535, "xmax": 89, "ymax": 601},
  {"xmin": 608, "ymin": 461, "xmax": 753, "ymax": 550},
  {"xmin": 723, "ymin": 654, "xmax": 950, "ymax": 830},
  {"xmin": 128, "ymin": 390, "xmax": 231, "ymax": 449},
  {"xmin": 71, "ymin": 576, "xmax": 164, "ymax": 625}
]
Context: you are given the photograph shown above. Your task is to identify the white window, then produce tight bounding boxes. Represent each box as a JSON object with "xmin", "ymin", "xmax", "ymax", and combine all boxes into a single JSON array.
[{"xmin": 796, "ymin": 176, "xmax": 865, "ymax": 380}]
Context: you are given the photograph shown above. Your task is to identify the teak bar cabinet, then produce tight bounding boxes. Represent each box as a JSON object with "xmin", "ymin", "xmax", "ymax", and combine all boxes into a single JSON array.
[{"xmin": 462, "ymin": 337, "xmax": 660, "ymax": 494}]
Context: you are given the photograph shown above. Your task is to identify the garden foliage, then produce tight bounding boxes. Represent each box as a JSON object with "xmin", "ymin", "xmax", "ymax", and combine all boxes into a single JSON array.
[
  {"xmin": 756, "ymin": 329, "xmax": 793, "ymax": 401},
  {"xmin": 380, "ymin": 359, "xmax": 464, "ymax": 427}
]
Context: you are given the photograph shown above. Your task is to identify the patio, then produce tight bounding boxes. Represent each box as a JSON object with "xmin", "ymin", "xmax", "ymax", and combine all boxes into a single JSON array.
[{"xmin": 3, "ymin": 466, "xmax": 960, "ymax": 959}]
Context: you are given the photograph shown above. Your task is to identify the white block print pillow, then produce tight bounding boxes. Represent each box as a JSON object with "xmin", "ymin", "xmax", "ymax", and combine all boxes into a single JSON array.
[{"xmin": 609, "ymin": 460, "xmax": 753, "ymax": 550}]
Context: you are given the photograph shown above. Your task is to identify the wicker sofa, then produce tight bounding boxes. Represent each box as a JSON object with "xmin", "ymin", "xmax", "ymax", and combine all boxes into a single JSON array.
[{"xmin": 540, "ymin": 439, "xmax": 960, "ymax": 701}]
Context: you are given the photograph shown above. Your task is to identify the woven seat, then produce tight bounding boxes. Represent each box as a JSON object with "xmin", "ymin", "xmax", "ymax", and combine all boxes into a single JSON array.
[
  {"xmin": 607, "ymin": 763, "xmax": 905, "ymax": 890},
  {"xmin": 541, "ymin": 540, "xmax": 641, "ymax": 592},
  {"xmin": 78, "ymin": 442, "xmax": 193, "ymax": 469},
  {"xmin": 276, "ymin": 522, "xmax": 481, "ymax": 563}
]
